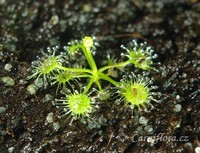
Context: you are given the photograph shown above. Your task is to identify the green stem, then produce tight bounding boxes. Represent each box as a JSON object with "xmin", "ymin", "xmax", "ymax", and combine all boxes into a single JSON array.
[
  {"xmin": 83, "ymin": 77, "xmax": 95, "ymax": 94},
  {"xmin": 98, "ymin": 72, "xmax": 119, "ymax": 86},
  {"xmin": 99, "ymin": 60, "xmax": 131, "ymax": 72},
  {"xmin": 57, "ymin": 65, "xmax": 93, "ymax": 74},
  {"xmin": 75, "ymin": 74, "xmax": 92, "ymax": 78},
  {"xmin": 81, "ymin": 46, "xmax": 97, "ymax": 71},
  {"xmin": 95, "ymin": 79, "xmax": 102, "ymax": 91}
]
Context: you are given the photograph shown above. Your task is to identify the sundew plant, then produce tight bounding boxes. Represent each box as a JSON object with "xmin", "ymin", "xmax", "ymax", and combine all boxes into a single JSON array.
[{"xmin": 30, "ymin": 36, "xmax": 158, "ymax": 120}]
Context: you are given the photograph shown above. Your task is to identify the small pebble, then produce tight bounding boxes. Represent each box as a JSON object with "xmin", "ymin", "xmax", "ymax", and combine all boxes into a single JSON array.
[
  {"xmin": 83, "ymin": 4, "xmax": 91, "ymax": 12},
  {"xmin": 44, "ymin": 94, "xmax": 53, "ymax": 102},
  {"xmin": 136, "ymin": 126, "xmax": 143, "ymax": 135},
  {"xmin": 0, "ymin": 107, "xmax": 6, "ymax": 114},
  {"xmin": 139, "ymin": 116, "xmax": 148, "ymax": 125},
  {"xmin": 144, "ymin": 125, "xmax": 154, "ymax": 134},
  {"xmin": 34, "ymin": 78, "xmax": 43, "ymax": 88},
  {"xmin": 184, "ymin": 142, "xmax": 193, "ymax": 152},
  {"xmin": 27, "ymin": 84, "xmax": 37, "ymax": 95},
  {"xmin": 53, "ymin": 122, "xmax": 60, "ymax": 131},
  {"xmin": 195, "ymin": 147, "xmax": 200, "ymax": 153},
  {"xmin": 0, "ymin": 0, "xmax": 6, "ymax": 5},
  {"xmin": 49, "ymin": 0, "xmax": 55, "ymax": 5},
  {"xmin": 174, "ymin": 104, "xmax": 182, "ymax": 112},
  {"xmin": 176, "ymin": 95, "xmax": 180, "ymax": 100},
  {"xmin": 48, "ymin": 15, "xmax": 59, "ymax": 28},
  {"xmin": 1, "ymin": 76, "xmax": 15, "ymax": 86},
  {"xmin": 8, "ymin": 147, "xmax": 15, "ymax": 153},
  {"xmin": 46, "ymin": 112, "xmax": 54, "ymax": 123},
  {"xmin": 4, "ymin": 63, "xmax": 12, "ymax": 71}
]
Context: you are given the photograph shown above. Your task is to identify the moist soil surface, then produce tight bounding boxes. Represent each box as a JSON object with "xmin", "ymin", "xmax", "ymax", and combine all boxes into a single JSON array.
[{"xmin": 0, "ymin": 0, "xmax": 199, "ymax": 153}]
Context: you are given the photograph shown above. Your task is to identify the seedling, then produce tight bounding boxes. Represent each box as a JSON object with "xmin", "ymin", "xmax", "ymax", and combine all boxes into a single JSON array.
[{"xmin": 31, "ymin": 36, "xmax": 158, "ymax": 119}]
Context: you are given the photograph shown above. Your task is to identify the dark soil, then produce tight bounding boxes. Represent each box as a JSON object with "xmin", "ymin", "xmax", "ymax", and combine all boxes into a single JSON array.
[{"xmin": 0, "ymin": 0, "xmax": 199, "ymax": 153}]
